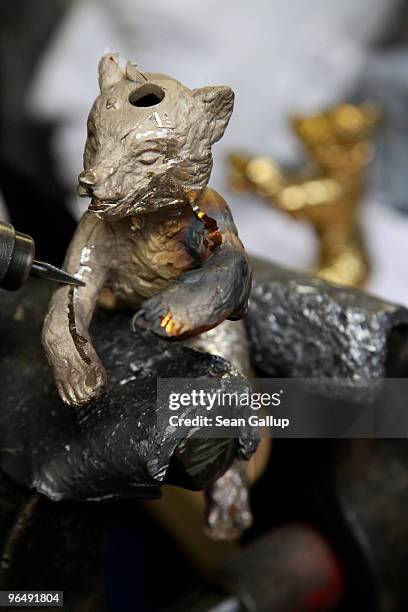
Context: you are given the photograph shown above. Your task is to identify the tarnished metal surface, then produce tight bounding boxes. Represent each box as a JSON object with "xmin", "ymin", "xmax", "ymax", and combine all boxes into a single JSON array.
[
  {"xmin": 204, "ymin": 460, "xmax": 252, "ymax": 541},
  {"xmin": 186, "ymin": 319, "xmax": 251, "ymax": 378},
  {"xmin": 4, "ymin": 255, "xmax": 408, "ymax": 545},
  {"xmin": 42, "ymin": 53, "xmax": 251, "ymax": 408},
  {"xmin": 186, "ymin": 319, "xmax": 254, "ymax": 540},
  {"xmin": 247, "ymin": 257, "xmax": 408, "ymax": 380},
  {"xmin": 80, "ymin": 53, "xmax": 234, "ymax": 217},
  {"xmin": 0, "ymin": 280, "xmax": 256, "ymax": 505}
]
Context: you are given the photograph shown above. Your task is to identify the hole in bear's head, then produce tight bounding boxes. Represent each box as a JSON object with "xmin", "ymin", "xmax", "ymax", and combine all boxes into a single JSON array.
[{"xmin": 129, "ymin": 84, "xmax": 165, "ymax": 108}]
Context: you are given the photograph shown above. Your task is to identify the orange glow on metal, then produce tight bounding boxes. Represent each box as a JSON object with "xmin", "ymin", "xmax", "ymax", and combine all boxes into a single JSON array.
[
  {"xmin": 160, "ymin": 311, "xmax": 184, "ymax": 336},
  {"xmin": 160, "ymin": 312, "xmax": 171, "ymax": 328}
]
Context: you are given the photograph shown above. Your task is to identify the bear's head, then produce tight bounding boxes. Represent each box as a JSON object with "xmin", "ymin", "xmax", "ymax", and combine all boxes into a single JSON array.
[
  {"xmin": 78, "ymin": 53, "xmax": 234, "ymax": 219},
  {"xmin": 291, "ymin": 103, "xmax": 380, "ymax": 172}
]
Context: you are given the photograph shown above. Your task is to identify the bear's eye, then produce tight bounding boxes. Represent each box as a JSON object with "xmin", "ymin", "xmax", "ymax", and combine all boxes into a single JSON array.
[
  {"xmin": 129, "ymin": 84, "xmax": 165, "ymax": 108},
  {"xmin": 139, "ymin": 151, "xmax": 161, "ymax": 165}
]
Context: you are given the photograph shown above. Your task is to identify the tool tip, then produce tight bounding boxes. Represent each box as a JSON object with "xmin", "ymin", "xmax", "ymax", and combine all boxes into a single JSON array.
[{"xmin": 31, "ymin": 260, "xmax": 86, "ymax": 287}]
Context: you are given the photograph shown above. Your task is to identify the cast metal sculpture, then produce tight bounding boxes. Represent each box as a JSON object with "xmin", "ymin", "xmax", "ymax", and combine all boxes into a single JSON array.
[
  {"xmin": 41, "ymin": 53, "xmax": 253, "ymax": 540},
  {"xmin": 229, "ymin": 103, "xmax": 380, "ymax": 288},
  {"xmin": 42, "ymin": 53, "xmax": 251, "ymax": 406}
]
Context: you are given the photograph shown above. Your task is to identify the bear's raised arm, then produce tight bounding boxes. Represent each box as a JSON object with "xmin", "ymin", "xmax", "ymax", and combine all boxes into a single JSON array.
[{"xmin": 134, "ymin": 188, "xmax": 252, "ymax": 339}]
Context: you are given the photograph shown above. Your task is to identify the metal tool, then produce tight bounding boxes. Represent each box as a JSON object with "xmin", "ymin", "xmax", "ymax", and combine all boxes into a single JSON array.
[{"xmin": 0, "ymin": 221, "xmax": 84, "ymax": 291}]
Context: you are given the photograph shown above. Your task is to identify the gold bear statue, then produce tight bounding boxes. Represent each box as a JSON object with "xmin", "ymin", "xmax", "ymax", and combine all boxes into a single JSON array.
[{"xmin": 228, "ymin": 102, "xmax": 380, "ymax": 287}]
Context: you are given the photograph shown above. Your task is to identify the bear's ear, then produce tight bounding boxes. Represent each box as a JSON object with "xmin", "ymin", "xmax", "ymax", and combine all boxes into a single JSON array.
[
  {"xmin": 192, "ymin": 86, "xmax": 234, "ymax": 145},
  {"xmin": 98, "ymin": 53, "xmax": 124, "ymax": 91}
]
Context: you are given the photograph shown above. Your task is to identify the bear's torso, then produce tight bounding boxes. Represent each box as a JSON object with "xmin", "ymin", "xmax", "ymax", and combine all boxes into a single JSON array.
[{"xmin": 106, "ymin": 202, "xmax": 210, "ymax": 307}]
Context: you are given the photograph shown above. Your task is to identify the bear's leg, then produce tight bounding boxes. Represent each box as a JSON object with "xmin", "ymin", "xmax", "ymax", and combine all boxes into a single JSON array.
[{"xmin": 186, "ymin": 320, "xmax": 254, "ymax": 540}]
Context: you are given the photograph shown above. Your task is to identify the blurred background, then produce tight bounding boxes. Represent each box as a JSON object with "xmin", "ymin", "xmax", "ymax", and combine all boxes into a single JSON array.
[
  {"xmin": 1, "ymin": 2, "xmax": 408, "ymax": 610},
  {"xmin": 1, "ymin": 0, "xmax": 408, "ymax": 302}
]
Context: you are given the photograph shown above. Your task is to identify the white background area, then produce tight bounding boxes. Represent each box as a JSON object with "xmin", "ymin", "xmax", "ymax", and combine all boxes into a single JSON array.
[{"xmin": 26, "ymin": 0, "xmax": 408, "ymax": 306}]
